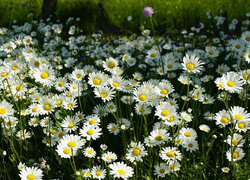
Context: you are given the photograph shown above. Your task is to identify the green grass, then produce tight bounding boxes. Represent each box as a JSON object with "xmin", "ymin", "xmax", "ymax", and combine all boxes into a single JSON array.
[{"xmin": 0, "ymin": 0, "xmax": 249, "ymax": 33}]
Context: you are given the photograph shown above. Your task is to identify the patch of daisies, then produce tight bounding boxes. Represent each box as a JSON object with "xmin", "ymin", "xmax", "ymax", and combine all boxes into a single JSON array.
[{"xmin": 0, "ymin": 11, "xmax": 250, "ymax": 179}]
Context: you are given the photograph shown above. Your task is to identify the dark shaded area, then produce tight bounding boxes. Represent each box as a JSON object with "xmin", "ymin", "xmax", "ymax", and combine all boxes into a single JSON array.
[{"xmin": 42, "ymin": 0, "xmax": 57, "ymax": 20}]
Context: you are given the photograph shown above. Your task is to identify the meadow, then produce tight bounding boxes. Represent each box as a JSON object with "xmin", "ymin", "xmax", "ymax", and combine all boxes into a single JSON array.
[{"xmin": 0, "ymin": 1, "xmax": 250, "ymax": 180}]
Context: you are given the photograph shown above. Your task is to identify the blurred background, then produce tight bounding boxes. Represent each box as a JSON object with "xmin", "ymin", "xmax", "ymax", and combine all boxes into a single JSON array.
[{"xmin": 0, "ymin": 0, "xmax": 249, "ymax": 34}]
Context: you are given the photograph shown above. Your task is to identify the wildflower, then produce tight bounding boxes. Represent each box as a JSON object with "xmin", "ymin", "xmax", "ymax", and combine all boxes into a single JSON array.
[
  {"xmin": 143, "ymin": 7, "xmax": 154, "ymax": 17},
  {"xmin": 182, "ymin": 54, "xmax": 204, "ymax": 73},
  {"xmin": 19, "ymin": 166, "xmax": 43, "ymax": 180},
  {"xmin": 109, "ymin": 162, "xmax": 134, "ymax": 179}
]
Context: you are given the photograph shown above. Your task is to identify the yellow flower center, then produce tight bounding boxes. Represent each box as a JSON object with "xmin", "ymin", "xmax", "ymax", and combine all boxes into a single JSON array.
[
  {"xmin": 159, "ymin": 169, "xmax": 165, "ymax": 174},
  {"xmin": 113, "ymin": 82, "xmax": 119, "ymax": 87},
  {"xmin": 93, "ymin": 78, "xmax": 101, "ymax": 85},
  {"xmin": 184, "ymin": 132, "xmax": 191, "ymax": 137},
  {"xmin": 167, "ymin": 64, "xmax": 173, "ymax": 69},
  {"xmin": 150, "ymin": 53, "xmax": 157, "ymax": 57},
  {"xmin": 43, "ymin": 104, "xmax": 51, "ymax": 110},
  {"xmin": 167, "ymin": 116, "xmax": 174, "ymax": 122},
  {"xmin": 243, "ymin": 74, "xmax": 248, "ymax": 80},
  {"xmin": 232, "ymin": 139, "xmax": 239, "ymax": 146},
  {"xmin": 232, "ymin": 152, "xmax": 239, "ymax": 159},
  {"xmin": 111, "ymin": 126, "xmax": 116, "ymax": 131},
  {"xmin": 246, "ymin": 36, "xmax": 250, "ymax": 41},
  {"xmin": 67, "ymin": 141, "xmax": 76, "ymax": 148},
  {"xmin": 155, "ymin": 135, "xmax": 164, "ymax": 141},
  {"xmin": 72, "ymin": 86, "xmax": 77, "ymax": 90},
  {"xmin": 58, "ymin": 82, "xmax": 64, "ymax": 87},
  {"xmin": 32, "ymin": 107, "xmax": 37, "ymax": 112},
  {"xmin": 56, "ymin": 100, "xmax": 62, "ymax": 105},
  {"xmin": 166, "ymin": 151, "xmax": 175, "ymax": 158},
  {"xmin": 16, "ymin": 85, "xmax": 23, "ymax": 91},
  {"xmin": 234, "ymin": 114, "xmax": 243, "ymax": 120},
  {"xmin": 188, "ymin": 143, "xmax": 193, "ymax": 147},
  {"xmin": 41, "ymin": 72, "xmax": 49, "ymax": 79},
  {"xmin": 238, "ymin": 123, "xmax": 245, "ymax": 129},
  {"xmin": 227, "ymin": 81, "xmax": 235, "ymax": 87},
  {"xmin": 161, "ymin": 110, "xmax": 170, "ymax": 117},
  {"xmin": 108, "ymin": 62, "xmax": 115, "ymax": 68},
  {"xmin": 101, "ymin": 92, "xmax": 108, "ymax": 98},
  {"xmin": 221, "ymin": 117, "xmax": 229, "ymax": 124},
  {"xmin": 0, "ymin": 108, "xmax": 7, "ymax": 114},
  {"xmin": 170, "ymin": 165, "xmax": 176, "ymax": 170},
  {"xmin": 12, "ymin": 65, "xmax": 18, "ymax": 70},
  {"xmin": 132, "ymin": 148, "xmax": 141, "ymax": 156},
  {"xmin": 139, "ymin": 94, "xmax": 147, "ymax": 101},
  {"xmin": 34, "ymin": 61, "xmax": 40, "ymax": 67},
  {"xmin": 87, "ymin": 130, "xmax": 94, "ymax": 135},
  {"xmin": 59, "ymin": 133, "xmax": 64, "ymax": 138},
  {"xmin": 235, "ymin": 44, "xmax": 241, "ymax": 49},
  {"xmin": 1, "ymin": 72, "xmax": 8, "ymax": 77},
  {"xmin": 68, "ymin": 123, "xmax": 74, "ymax": 128},
  {"xmin": 32, "ymin": 120, "xmax": 37, "ymax": 124},
  {"xmin": 193, "ymin": 94, "xmax": 198, "ymax": 98},
  {"xmin": 27, "ymin": 174, "xmax": 36, "ymax": 180},
  {"xmin": 63, "ymin": 148, "xmax": 71, "ymax": 154},
  {"xmin": 186, "ymin": 63, "xmax": 195, "ymax": 70},
  {"xmin": 209, "ymin": 51, "xmax": 214, "ymax": 55},
  {"xmin": 117, "ymin": 169, "xmax": 125, "ymax": 175},
  {"xmin": 219, "ymin": 83, "xmax": 225, "ymax": 88},
  {"xmin": 160, "ymin": 89, "xmax": 168, "ymax": 95},
  {"xmin": 67, "ymin": 104, "xmax": 73, "ymax": 108},
  {"xmin": 76, "ymin": 74, "xmax": 82, "ymax": 79},
  {"xmin": 89, "ymin": 119, "xmax": 95, "ymax": 125},
  {"xmin": 88, "ymin": 150, "xmax": 93, "ymax": 154},
  {"xmin": 96, "ymin": 171, "xmax": 102, "ymax": 176}
]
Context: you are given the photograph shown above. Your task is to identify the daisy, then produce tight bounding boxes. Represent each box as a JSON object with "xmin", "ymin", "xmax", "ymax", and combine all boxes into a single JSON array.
[
  {"xmin": 135, "ymin": 103, "xmax": 152, "ymax": 116},
  {"xmin": 101, "ymin": 151, "xmax": 117, "ymax": 163},
  {"xmin": 154, "ymin": 163, "xmax": 169, "ymax": 178},
  {"xmin": 182, "ymin": 139, "xmax": 199, "ymax": 152},
  {"xmin": 88, "ymin": 72, "xmax": 108, "ymax": 88},
  {"xmin": 182, "ymin": 54, "xmax": 204, "ymax": 73},
  {"xmin": 109, "ymin": 75, "xmax": 126, "ymax": 90},
  {"xmin": 94, "ymin": 86, "xmax": 115, "ymax": 102},
  {"xmin": 80, "ymin": 125, "xmax": 102, "ymax": 141},
  {"xmin": 71, "ymin": 68, "xmax": 85, "ymax": 81},
  {"xmin": 220, "ymin": 72, "xmax": 244, "ymax": 93},
  {"xmin": 222, "ymin": 167, "xmax": 230, "ymax": 173},
  {"xmin": 168, "ymin": 161, "xmax": 181, "ymax": 172},
  {"xmin": 91, "ymin": 166, "xmax": 106, "ymax": 180},
  {"xmin": 149, "ymin": 129, "xmax": 170, "ymax": 146},
  {"xmin": 107, "ymin": 123, "xmax": 120, "ymax": 135},
  {"xmin": 155, "ymin": 82, "xmax": 175, "ymax": 98},
  {"xmin": 27, "ymin": 103, "xmax": 40, "ymax": 117},
  {"xmin": 109, "ymin": 162, "xmax": 134, "ymax": 180},
  {"xmin": 155, "ymin": 102, "xmax": 177, "ymax": 121},
  {"xmin": 179, "ymin": 127, "xmax": 197, "ymax": 141},
  {"xmin": 180, "ymin": 111, "xmax": 193, "ymax": 122},
  {"xmin": 33, "ymin": 65, "xmax": 55, "ymax": 87},
  {"xmin": 28, "ymin": 117, "xmax": 39, "ymax": 127},
  {"xmin": 106, "ymin": 101, "xmax": 117, "ymax": 113},
  {"xmin": 235, "ymin": 121, "xmax": 249, "ymax": 132},
  {"xmin": 215, "ymin": 110, "xmax": 231, "ymax": 127},
  {"xmin": 38, "ymin": 96, "xmax": 55, "ymax": 115},
  {"xmin": 84, "ymin": 115, "xmax": 101, "ymax": 127},
  {"xmin": 93, "ymin": 104, "xmax": 109, "ymax": 117},
  {"xmin": 160, "ymin": 147, "xmax": 182, "ymax": 163},
  {"xmin": 239, "ymin": 69, "xmax": 250, "ymax": 84},
  {"xmin": 19, "ymin": 166, "xmax": 43, "ymax": 180},
  {"xmin": 84, "ymin": 147, "xmax": 96, "ymax": 158},
  {"xmin": 0, "ymin": 100, "xmax": 14, "ymax": 118},
  {"xmin": 61, "ymin": 116, "xmax": 80, "ymax": 133},
  {"xmin": 227, "ymin": 133, "xmax": 245, "ymax": 147},
  {"xmin": 16, "ymin": 129, "xmax": 31, "ymax": 140},
  {"xmin": 82, "ymin": 168, "xmax": 92, "ymax": 179},
  {"xmin": 126, "ymin": 142, "xmax": 147, "ymax": 162},
  {"xmin": 199, "ymin": 124, "xmax": 210, "ymax": 132},
  {"xmin": 62, "ymin": 97, "xmax": 77, "ymax": 110},
  {"xmin": 103, "ymin": 57, "xmax": 119, "ymax": 72},
  {"xmin": 216, "ymin": 64, "xmax": 230, "ymax": 75},
  {"xmin": 56, "ymin": 142, "xmax": 77, "ymax": 158},
  {"xmin": 133, "ymin": 86, "xmax": 157, "ymax": 105},
  {"xmin": 60, "ymin": 134, "xmax": 84, "ymax": 150},
  {"xmin": 229, "ymin": 106, "xmax": 250, "ymax": 122},
  {"xmin": 205, "ymin": 46, "xmax": 219, "ymax": 58},
  {"xmin": 226, "ymin": 147, "xmax": 245, "ymax": 162}
]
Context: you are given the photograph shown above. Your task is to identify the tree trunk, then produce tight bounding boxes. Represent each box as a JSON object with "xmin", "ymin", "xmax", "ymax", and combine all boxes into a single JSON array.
[{"xmin": 42, "ymin": 0, "xmax": 57, "ymax": 20}]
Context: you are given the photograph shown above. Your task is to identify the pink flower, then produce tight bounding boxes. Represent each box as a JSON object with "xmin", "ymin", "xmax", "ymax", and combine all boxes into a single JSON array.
[{"xmin": 143, "ymin": 7, "xmax": 154, "ymax": 17}]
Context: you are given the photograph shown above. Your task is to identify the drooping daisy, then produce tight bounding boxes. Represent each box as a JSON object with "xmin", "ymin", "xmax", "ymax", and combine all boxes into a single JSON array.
[
  {"xmin": 168, "ymin": 161, "xmax": 181, "ymax": 172},
  {"xmin": 109, "ymin": 162, "xmax": 134, "ymax": 180},
  {"xmin": 16, "ymin": 129, "xmax": 31, "ymax": 140},
  {"xmin": 80, "ymin": 125, "xmax": 102, "ymax": 141},
  {"xmin": 19, "ymin": 166, "xmax": 43, "ymax": 180},
  {"xmin": 182, "ymin": 54, "xmax": 204, "ymax": 73},
  {"xmin": 160, "ymin": 147, "xmax": 182, "ymax": 163},
  {"xmin": 126, "ymin": 141, "xmax": 147, "ymax": 162}
]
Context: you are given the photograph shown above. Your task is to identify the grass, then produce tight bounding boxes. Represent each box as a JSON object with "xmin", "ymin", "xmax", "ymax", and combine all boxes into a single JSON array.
[{"xmin": 0, "ymin": 0, "xmax": 249, "ymax": 33}]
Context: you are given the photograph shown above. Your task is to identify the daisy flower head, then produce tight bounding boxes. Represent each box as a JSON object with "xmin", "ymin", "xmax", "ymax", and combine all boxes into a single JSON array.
[
  {"xmin": 227, "ymin": 133, "xmax": 245, "ymax": 147},
  {"xmin": 60, "ymin": 134, "xmax": 84, "ymax": 151},
  {"xmin": 103, "ymin": 57, "xmax": 119, "ymax": 72},
  {"xmin": 84, "ymin": 147, "xmax": 96, "ymax": 158},
  {"xmin": 107, "ymin": 123, "xmax": 120, "ymax": 135},
  {"xmin": 244, "ymin": 49, "xmax": 250, "ymax": 63},
  {"xmin": 179, "ymin": 127, "xmax": 197, "ymax": 141},
  {"xmin": 149, "ymin": 129, "xmax": 170, "ymax": 146},
  {"xmin": 220, "ymin": 71, "xmax": 244, "ymax": 93},
  {"xmin": 239, "ymin": 69, "xmax": 250, "ymax": 84},
  {"xmin": 235, "ymin": 120, "xmax": 249, "ymax": 132},
  {"xmin": 19, "ymin": 166, "xmax": 43, "ymax": 180},
  {"xmin": 135, "ymin": 102, "xmax": 152, "ymax": 116},
  {"xmin": 126, "ymin": 142, "xmax": 147, "ymax": 163},
  {"xmin": 226, "ymin": 147, "xmax": 245, "ymax": 162},
  {"xmin": 182, "ymin": 139, "xmax": 199, "ymax": 152},
  {"xmin": 61, "ymin": 116, "xmax": 80, "ymax": 133},
  {"xmin": 155, "ymin": 82, "xmax": 175, "ymax": 98},
  {"xmin": 94, "ymin": 86, "xmax": 115, "ymax": 102},
  {"xmin": 215, "ymin": 109, "xmax": 231, "ymax": 127},
  {"xmin": 199, "ymin": 124, "xmax": 210, "ymax": 132},
  {"xmin": 229, "ymin": 106, "xmax": 250, "ymax": 122},
  {"xmin": 222, "ymin": 167, "xmax": 230, "ymax": 173},
  {"xmin": 101, "ymin": 151, "xmax": 117, "ymax": 163},
  {"xmin": 0, "ymin": 100, "xmax": 14, "ymax": 118},
  {"xmin": 155, "ymin": 102, "xmax": 177, "ymax": 121},
  {"xmin": 84, "ymin": 115, "xmax": 101, "ymax": 127},
  {"xmin": 80, "ymin": 125, "xmax": 102, "ymax": 141},
  {"xmin": 168, "ymin": 161, "xmax": 181, "ymax": 172},
  {"xmin": 91, "ymin": 166, "xmax": 106, "ymax": 180},
  {"xmin": 109, "ymin": 162, "xmax": 134, "ymax": 180},
  {"xmin": 154, "ymin": 163, "xmax": 169, "ymax": 178},
  {"xmin": 33, "ymin": 65, "xmax": 55, "ymax": 87},
  {"xmin": 160, "ymin": 147, "xmax": 182, "ymax": 163},
  {"xmin": 71, "ymin": 68, "xmax": 85, "ymax": 81},
  {"xmin": 88, "ymin": 72, "xmax": 108, "ymax": 88},
  {"xmin": 182, "ymin": 54, "xmax": 204, "ymax": 73},
  {"xmin": 38, "ymin": 96, "xmax": 55, "ymax": 115}
]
